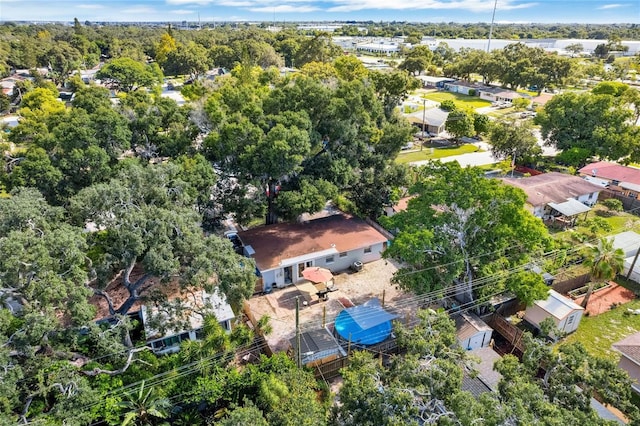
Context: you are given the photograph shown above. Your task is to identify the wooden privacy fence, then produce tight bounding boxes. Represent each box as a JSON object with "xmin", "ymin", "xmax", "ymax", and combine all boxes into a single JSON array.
[
  {"xmin": 486, "ymin": 313, "xmax": 526, "ymax": 354},
  {"xmin": 308, "ymin": 337, "xmax": 400, "ymax": 380},
  {"xmin": 311, "ymin": 356, "xmax": 350, "ymax": 380},
  {"xmin": 552, "ymin": 273, "xmax": 590, "ymax": 295}
]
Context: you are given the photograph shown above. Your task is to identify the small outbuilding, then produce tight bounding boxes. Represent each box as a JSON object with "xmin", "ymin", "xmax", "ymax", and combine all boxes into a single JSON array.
[
  {"xmin": 523, "ymin": 290, "xmax": 584, "ymax": 337},
  {"xmin": 455, "ymin": 312, "xmax": 493, "ymax": 350},
  {"xmin": 289, "ymin": 328, "xmax": 347, "ymax": 367}
]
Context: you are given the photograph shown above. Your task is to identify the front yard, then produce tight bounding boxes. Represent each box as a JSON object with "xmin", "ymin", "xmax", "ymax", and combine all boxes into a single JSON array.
[
  {"xmin": 421, "ymin": 92, "xmax": 492, "ymax": 110},
  {"xmin": 395, "ymin": 143, "xmax": 481, "ymax": 164}
]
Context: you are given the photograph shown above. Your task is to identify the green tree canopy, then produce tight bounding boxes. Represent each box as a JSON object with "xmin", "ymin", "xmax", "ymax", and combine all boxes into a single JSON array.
[
  {"xmin": 69, "ymin": 161, "xmax": 256, "ymax": 317},
  {"xmin": 536, "ymin": 91, "xmax": 638, "ymax": 162},
  {"xmin": 380, "ymin": 162, "xmax": 552, "ymax": 304},
  {"xmin": 97, "ymin": 57, "xmax": 162, "ymax": 92}
]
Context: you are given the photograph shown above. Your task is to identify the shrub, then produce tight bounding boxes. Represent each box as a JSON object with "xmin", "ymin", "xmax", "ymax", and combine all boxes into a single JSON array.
[
  {"xmin": 602, "ymin": 198, "xmax": 623, "ymax": 212},
  {"xmin": 440, "ymin": 100, "xmax": 456, "ymax": 111},
  {"xmin": 468, "ymin": 89, "xmax": 476, "ymax": 96},
  {"xmin": 583, "ymin": 216, "xmax": 612, "ymax": 234}
]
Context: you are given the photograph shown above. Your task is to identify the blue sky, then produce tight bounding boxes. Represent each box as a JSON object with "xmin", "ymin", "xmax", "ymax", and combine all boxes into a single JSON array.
[{"xmin": 1, "ymin": 0, "xmax": 638, "ymax": 24}]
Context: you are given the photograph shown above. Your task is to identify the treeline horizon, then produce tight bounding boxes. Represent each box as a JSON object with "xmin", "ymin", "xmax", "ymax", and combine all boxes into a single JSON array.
[{"xmin": 1, "ymin": 21, "xmax": 640, "ymax": 40}]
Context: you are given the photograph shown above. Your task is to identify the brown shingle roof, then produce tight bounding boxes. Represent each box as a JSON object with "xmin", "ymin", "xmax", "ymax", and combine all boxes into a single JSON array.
[
  {"xmin": 613, "ymin": 331, "xmax": 640, "ymax": 365},
  {"xmin": 579, "ymin": 162, "xmax": 640, "ymax": 186},
  {"xmin": 238, "ymin": 214, "xmax": 388, "ymax": 271},
  {"xmin": 501, "ymin": 172, "xmax": 602, "ymax": 206}
]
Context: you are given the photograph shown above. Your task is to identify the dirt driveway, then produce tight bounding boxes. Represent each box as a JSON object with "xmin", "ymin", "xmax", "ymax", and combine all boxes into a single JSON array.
[{"xmin": 244, "ymin": 259, "xmax": 414, "ymax": 353}]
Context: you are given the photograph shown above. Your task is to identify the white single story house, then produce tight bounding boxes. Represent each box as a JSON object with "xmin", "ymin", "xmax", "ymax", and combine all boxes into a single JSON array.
[
  {"xmin": 415, "ymin": 75, "xmax": 455, "ymax": 89},
  {"xmin": 477, "ymin": 86, "xmax": 526, "ymax": 103},
  {"xmin": 141, "ymin": 288, "xmax": 235, "ymax": 355},
  {"xmin": 238, "ymin": 214, "xmax": 389, "ymax": 293},
  {"xmin": 616, "ymin": 231, "xmax": 640, "ymax": 284},
  {"xmin": 501, "ymin": 172, "xmax": 602, "ymax": 219},
  {"xmin": 524, "ymin": 289, "xmax": 584, "ymax": 337},
  {"xmin": 406, "ymin": 107, "xmax": 449, "ymax": 135},
  {"xmin": 444, "ymin": 80, "xmax": 481, "ymax": 95},
  {"xmin": 456, "ymin": 312, "xmax": 493, "ymax": 350}
]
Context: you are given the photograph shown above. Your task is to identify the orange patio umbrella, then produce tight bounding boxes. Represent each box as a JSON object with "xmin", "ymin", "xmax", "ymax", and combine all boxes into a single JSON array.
[{"xmin": 301, "ymin": 267, "xmax": 333, "ymax": 283}]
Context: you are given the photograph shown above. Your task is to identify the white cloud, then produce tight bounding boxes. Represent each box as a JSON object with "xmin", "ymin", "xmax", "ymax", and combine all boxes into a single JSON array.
[
  {"xmin": 327, "ymin": 0, "xmax": 537, "ymax": 13},
  {"xmin": 166, "ymin": 0, "xmax": 215, "ymax": 5},
  {"xmin": 249, "ymin": 5, "xmax": 320, "ymax": 13},
  {"xmin": 171, "ymin": 9, "xmax": 196, "ymax": 14},
  {"xmin": 122, "ymin": 6, "xmax": 157, "ymax": 14},
  {"xmin": 77, "ymin": 4, "xmax": 105, "ymax": 9},
  {"xmin": 597, "ymin": 3, "xmax": 623, "ymax": 9}
]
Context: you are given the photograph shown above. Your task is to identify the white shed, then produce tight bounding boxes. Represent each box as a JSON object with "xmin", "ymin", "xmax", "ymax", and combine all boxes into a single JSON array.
[
  {"xmin": 456, "ymin": 312, "xmax": 493, "ymax": 350},
  {"xmin": 524, "ymin": 290, "xmax": 584, "ymax": 336}
]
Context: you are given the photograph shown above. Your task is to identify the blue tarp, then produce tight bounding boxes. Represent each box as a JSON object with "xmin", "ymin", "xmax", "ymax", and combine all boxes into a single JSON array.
[{"xmin": 335, "ymin": 298, "xmax": 396, "ymax": 345}]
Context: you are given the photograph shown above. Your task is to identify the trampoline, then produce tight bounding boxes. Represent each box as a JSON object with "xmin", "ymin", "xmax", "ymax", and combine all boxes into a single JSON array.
[{"xmin": 335, "ymin": 298, "xmax": 396, "ymax": 346}]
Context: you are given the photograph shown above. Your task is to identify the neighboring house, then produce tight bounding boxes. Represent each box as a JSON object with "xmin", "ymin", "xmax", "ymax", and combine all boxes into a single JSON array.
[
  {"xmin": 141, "ymin": 287, "xmax": 235, "ymax": 355},
  {"xmin": 501, "ymin": 172, "xmax": 602, "ymax": 221},
  {"xmin": 613, "ymin": 332, "xmax": 640, "ymax": 394},
  {"xmin": 579, "ymin": 161, "xmax": 640, "ymax": 200},
  {"xmin": 383, "ymin": 196, "xmax": 415, "ymax": 217},
  {"xmin": 415, "ymin": 75, "xmax": 455, "ymax": 89},
  {"xmin": 0, "ymin": 76, "xmax": 25, "ymax": 97},
  {"xmin": 611, "ymin": 231, "xmax": 640, "ymax": 284},
  {"xmin": 444, "ymin": 80, "xmax": 480, "ymax": 95},
  {"xmin": 406, "ymin": 107, "xmax": 449, "ymax": 135},
  {"xmin": 612, "ymin": 231, "xmax": 640, "ymax": 258},
  {"xmin": 523, "ymin": 289, "xmax": 584, "ymax": 337},
  {"xmin": 477, "ymin": 86, "xmax": 525, "ymax": 104},
  {"xmin": 455, "ymin": 312, "xmax": 493, "ymax": 350},
  {"xmin": 238, "ymin": 214, "xmax": 389, "ymax": 292},
  {"xmin": 531, "ymin": 92, "xmax": 554, "ymax": 108},
  {"xmin": 462, "ymin": 346, "xmax": 503, "ymax": 396}
]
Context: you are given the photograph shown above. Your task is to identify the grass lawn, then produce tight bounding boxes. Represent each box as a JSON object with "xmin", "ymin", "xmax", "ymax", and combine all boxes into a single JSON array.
[
  {"xmin": 551, "ymin": 205, "xmax": 640, "ymax": 244},
  {"xmin": 396, "ymin": 144, "xmax": 481, "ymax": 164},
  {"xmin": 421, "ymin": 92, "xmax": 492, "ymax": 110},
  {"xmin": 562, "ymin": 297, "xmax": 640, "ymax": 360}
]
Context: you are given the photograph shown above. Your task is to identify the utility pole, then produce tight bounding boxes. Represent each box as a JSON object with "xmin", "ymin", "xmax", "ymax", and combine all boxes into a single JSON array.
[
  {"xmin": 421, "ymin": 99, "xmax": 426, "ymax": 151},
  {"xmin": 295, "ymin": 296, "xmax": 301, "ymax": 367},
  {"xmin": 487, "ymin": 0, "xmax": 498, "ymax": 53}
]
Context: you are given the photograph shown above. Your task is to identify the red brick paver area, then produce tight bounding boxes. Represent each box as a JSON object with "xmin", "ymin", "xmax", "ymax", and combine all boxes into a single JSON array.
[{"xmin": 574, "ymin": 282, "xmax": 636, "ymax": 316}]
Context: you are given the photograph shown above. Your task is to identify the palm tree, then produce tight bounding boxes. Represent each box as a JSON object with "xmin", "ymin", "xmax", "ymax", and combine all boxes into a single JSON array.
[
  {"xmin": 119, "ymin": 380, "xmax": 171, "ymax": 426},
  {"xmin": 582, "ymin": 237, "xmax": 625, "ymax": 309}
]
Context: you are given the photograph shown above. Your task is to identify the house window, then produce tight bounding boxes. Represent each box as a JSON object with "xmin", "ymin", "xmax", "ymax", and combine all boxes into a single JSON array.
[
  {"xmin": 326, "ymin": 256, "xmax": 335, "ymax": 264},
  {"xmin": 628, "ymin": 191, "xmax": 638, "ymax": 199},
  {"xmin": 364, "ymin": 246, "xmax": 372, "ymax": 254},
  {"xmin": 567, "ymin": 315, "xmax": 575, "ymax": 325},
  {"xmin": 588, "ymin": 192, "xmax": 594, "ymax": 200},
  {"xmin": 339, "ymin": 252, "xmax": 348, "ymax": 258}
]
